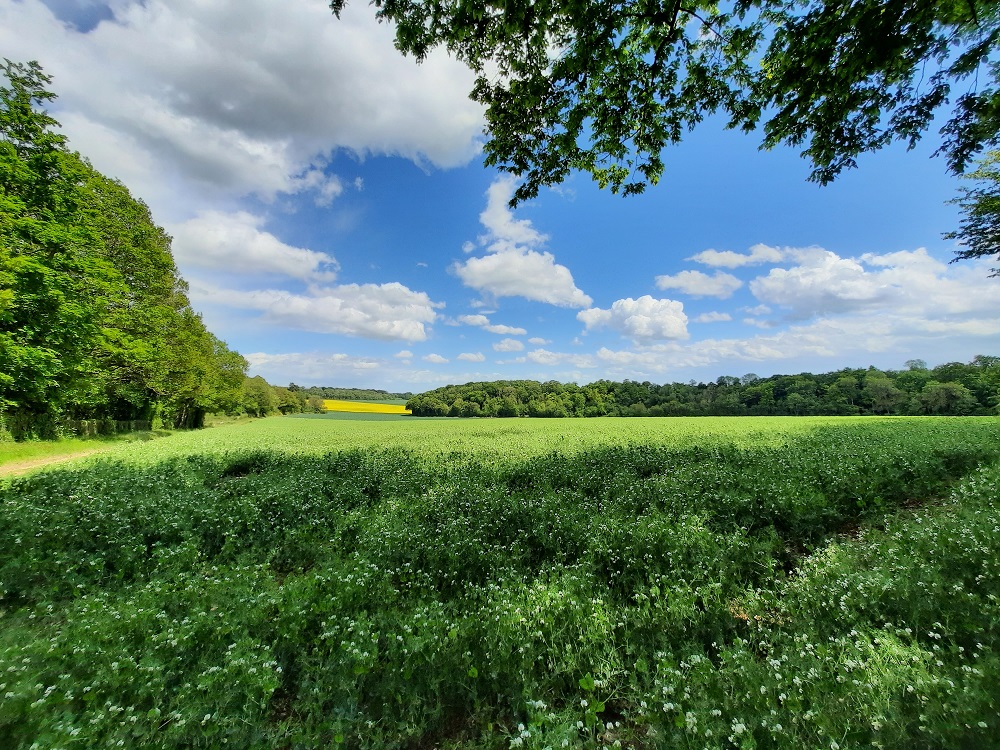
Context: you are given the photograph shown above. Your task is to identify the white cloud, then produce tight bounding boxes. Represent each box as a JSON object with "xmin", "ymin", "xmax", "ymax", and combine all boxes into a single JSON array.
[
  {"xmin": 694, "ymin": 311, "xmax": 732, "ymax": 323},
  {"xmin": 191, "ymin": 281, "xmax": 441, "ymax": 341},
  {"xmin": 688, "ymin": 243, "xmax": 785, "ymax": 268},
  {"xmin": 655, "ymin": 270, "xmax": 743, "ymax": 299},
  {"xmin": 478, "ymin": 176, "xmax": 548, "ymax": 249},
  {"xmin": 457, "ymin": 352, "xmax": 486, "ymax": 362},
  {"xmin": 528, "ymin": 337, "xmax": 550, "ymax": 345},
  {"xmin": 454, "ymin": 177, "xmax": 592, "ymax": 308},
  {"xmin": 454, "ymin": 248, "xmax": 592, "ymax": 308},
  {"xmin": 312, "ymin": 174, "xmax": 345, "ymax": 207},
  {"xmin": 423, "ymin": 353, "xmax": 449, "ymax": 364},
  {"xmin": 170, "ymin": 210, "xmax": 339, "ymax": 281},
  {"xmin": 578, "ymin": 296, "xmax": 689, "ymax": 342},
  {"xmin": 394, "ymin": 350, "xmax": 413, "ymax": 359},
  {"xmin": 484, "ymin": 323, "xmax": 528, "ymax": 335},
  {"xmin": 493, "ymin": 338, "xmax": 525, "ymax": 352},
  {"xmin": 245, "ymin": 351, "xmax": 382, "ymax": 384},
  {"xmin": 525, "ymin": 349, "xmax": 596, "ymax": 368},
  {"xmin": 243, "ymin": 350, "xmax": 456, "ymax": 390},
  {"xmin": 749, "ymin": 248, "xmax": 909, "ymax": 318},
  {"xmin": 457, "ymin": 313, "xmax": 527, "ymax": 335},
  {"xmin": 590, "ymin": 252, "xmax": 1000, "ymax": 379},
  {"xmin": 0, "ymin": 0, "xmax": 483, "ymax": 218}
]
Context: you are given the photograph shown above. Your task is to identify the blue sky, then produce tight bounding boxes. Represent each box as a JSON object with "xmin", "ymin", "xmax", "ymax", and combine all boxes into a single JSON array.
[{"xmin": 5, "ymin": 0, "xmax": 1000, "ymax": 392}]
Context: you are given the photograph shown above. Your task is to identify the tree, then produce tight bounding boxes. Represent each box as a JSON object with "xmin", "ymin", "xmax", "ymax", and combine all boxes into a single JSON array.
[
  {"xmin": 0, "ymin": 60, "xmax": 113, "ymax": 427},
  {"xmin": 919, "ymin": 380, "xmax": 979, "ymax": 415},
  {"xmin": 826, "ymin": 374, "xmax": 860, "ymax": 407},
  {"xmin": 1, "ymin": 60, "xmax": 251, "ymax": 437},
  {"xmin": 861, "ymin": 372, "xmax": 906, "ymax": 415},
  {"xmin": 241, "ymin": 376, "xmax": 278, "ymax": 418},
  {"xmin": 333, "ymin": 0, "xmax": 1000, "ymax": 204},
  {"xmin": 946, "ymin": 149, "xmax": 1000, "ymax": 275}
]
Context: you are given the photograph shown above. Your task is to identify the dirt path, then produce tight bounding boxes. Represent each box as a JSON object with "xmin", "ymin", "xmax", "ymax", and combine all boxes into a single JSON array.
[{"xmin": 0, "ymin": 448, "xmax": 111, "ymax": 478}]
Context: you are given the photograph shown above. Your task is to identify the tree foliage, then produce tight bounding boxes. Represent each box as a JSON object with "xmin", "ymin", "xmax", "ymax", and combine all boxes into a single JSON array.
[
  {"xmin": 406, "ymin": 355, "xmax": 1000, "ymax": 418},
  {"xmin": 0, "ymin": 60, "xmax": 247, "ymax": 438},
  {"xmin": 946, "ymin": 149, "xmax": 1000, "ymax": 274},
  {"xmin": 332, "ymin": 0, "xmax": 1000, "ymax": 203}
]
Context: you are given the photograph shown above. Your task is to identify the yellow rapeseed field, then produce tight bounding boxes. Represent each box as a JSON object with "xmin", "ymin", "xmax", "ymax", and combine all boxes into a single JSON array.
[{"xmin": 321, "ymin": 399, "xmax": 411, "ymax": 415}]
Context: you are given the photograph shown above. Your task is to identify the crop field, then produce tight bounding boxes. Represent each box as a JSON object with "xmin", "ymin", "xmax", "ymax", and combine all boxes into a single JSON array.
[
  {"xmin": 1, "ymin": 416, "xmax": 999, "ymax": 749},
  {"xmin": 322, "ymin": 399, "xmax": 412, "ymax": 415}
]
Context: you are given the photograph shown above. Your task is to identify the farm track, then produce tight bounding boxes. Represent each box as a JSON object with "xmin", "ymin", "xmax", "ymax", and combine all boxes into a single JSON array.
[{"xmin": 0, "ymin": 448, "xmax": 109, "ymax": 477}]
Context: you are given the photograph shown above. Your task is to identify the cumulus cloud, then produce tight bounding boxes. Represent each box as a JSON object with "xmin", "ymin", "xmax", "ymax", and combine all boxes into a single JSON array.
[
  {"xmin": 484, "ymin": 323, "xmax": 528, "ymax": 335},
  {"xmin": 655, "ymin": 270, "xmax": 743, "ymax": 299},
  {"xmin": 688, "ymin": 243, "xmax": 785, "ymax": 268},
  {"xmin": 589, "ymin": 250, "xmax": 1000, "ymax": 380},
  {"xmin": 245, "ymin": 351, "xmax": 381, "ymax": 383},
  {"xmin": 493, "ymin": 338, "xmax": 525, "ymax": 352},
  {"xmin": 525, "ymin": 349, "xmax": 596, "ymax": 368},
  {"xmin": 0, "ymin": 0, "xmax": 483, "ymax": 217},
  {"xmin": 455, "ymin": 248, "xmax": 592, "ymax": 308},
  {"xmin": 453, "ymin": 176, "xmax": 592, "ymax": 308},
  {"xmin": 578, "ymin": 296, "xmax": 689, "ymax": 342},
  {"xmin": 243, "ymin": 350, "xmax": 455, "ymax": 390},
  {"xmin": 593, "ymin": 314, "xmax": 902, "ymax": 376},
  {"xmin": 394, "ymin": 350, "xmax": 413, "ymax": 359},
  {"xmin": 528, "ymin": 337, "xmax": 550, "ymax": 345},
  {"xmin": 423, "ymin": 353, "xmax": 449, "ymax": 364},
  {"xmin": 478, "ymin": 176, "xmax": 548, "ymax": 249},
  {"xmin": 170, "ymin": 210, "xmax": 339, "ymax": 281},
  {"xmin": 191, "ymin": 281, "xmax": 441, "ymax": 341},
  {"xmin": 457, "ymin": 313, "xmax": 528, "ymax": 335},
  {"xmin": 694, "ymin": 311, "xmax": 732, "ymax": 323},
  {"xmin": 457, "ymin": 352, "xmax": 486, "ymax": 362},
  {"xmin": 750, "ymin": 248, "xmax": 904, "ymax": 318}
]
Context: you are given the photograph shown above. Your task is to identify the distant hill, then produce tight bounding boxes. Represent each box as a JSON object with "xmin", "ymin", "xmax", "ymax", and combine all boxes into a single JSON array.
[{"xmin": 292, "ymin": 386, "xmax": 413, "ymax": 401}]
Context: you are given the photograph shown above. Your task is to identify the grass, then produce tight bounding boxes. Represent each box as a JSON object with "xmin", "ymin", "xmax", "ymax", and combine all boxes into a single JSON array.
[
  {"xmin": 1, "ymin": 416, "xmax": 999, "ymax": 748},
  {"xmin": 0, "ymin": 430, "xmax": 171, "ymax": 471}
]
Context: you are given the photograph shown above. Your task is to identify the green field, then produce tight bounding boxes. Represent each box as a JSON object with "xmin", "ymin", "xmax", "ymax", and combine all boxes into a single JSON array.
[{"xmin": 1, "ymin": 416, "xmax": 999, "ymax": 748}]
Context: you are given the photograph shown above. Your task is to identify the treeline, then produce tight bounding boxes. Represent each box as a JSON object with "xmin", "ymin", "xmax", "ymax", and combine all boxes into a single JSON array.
[
  {"xmin": 236, "ymin": 378, "xmax": 327, "ymax": 417},
  {"xmin": 231, "ymin": 382, "xmax": 415, "ymax": 418},
  {"xmin": 0, "ymin": 61, "xmax": 246, "ymax": 439},
  {"xmin": 291, "ymin": 386, "xmax": 412, "ymax": 401},
  {"xmin": 406, "ymin": 356, "xmax": 1000, "ymax": 418}
]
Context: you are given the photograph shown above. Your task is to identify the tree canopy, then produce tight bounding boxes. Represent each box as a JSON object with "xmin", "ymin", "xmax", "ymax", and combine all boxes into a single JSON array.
[
  {"xmin": 947, "ymin": 149, "xmax": 1000, "ymax": 274},
  {"xmin": 406, "ymin": 356, "xmax": 1000, "ymax": 418},
  {"xmin": 0, "ymin": 60, "xmax": 247, "ymax": 438},
  {"xmin": 331, "ymin": 0, "xmax": 1000, "ymax": 204}
]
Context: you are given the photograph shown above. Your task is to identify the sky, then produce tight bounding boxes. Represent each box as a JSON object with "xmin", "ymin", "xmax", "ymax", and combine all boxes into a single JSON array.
[{"xmin": 4, "ymin": 0, "xmax": 1000, "ymax": 393}]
